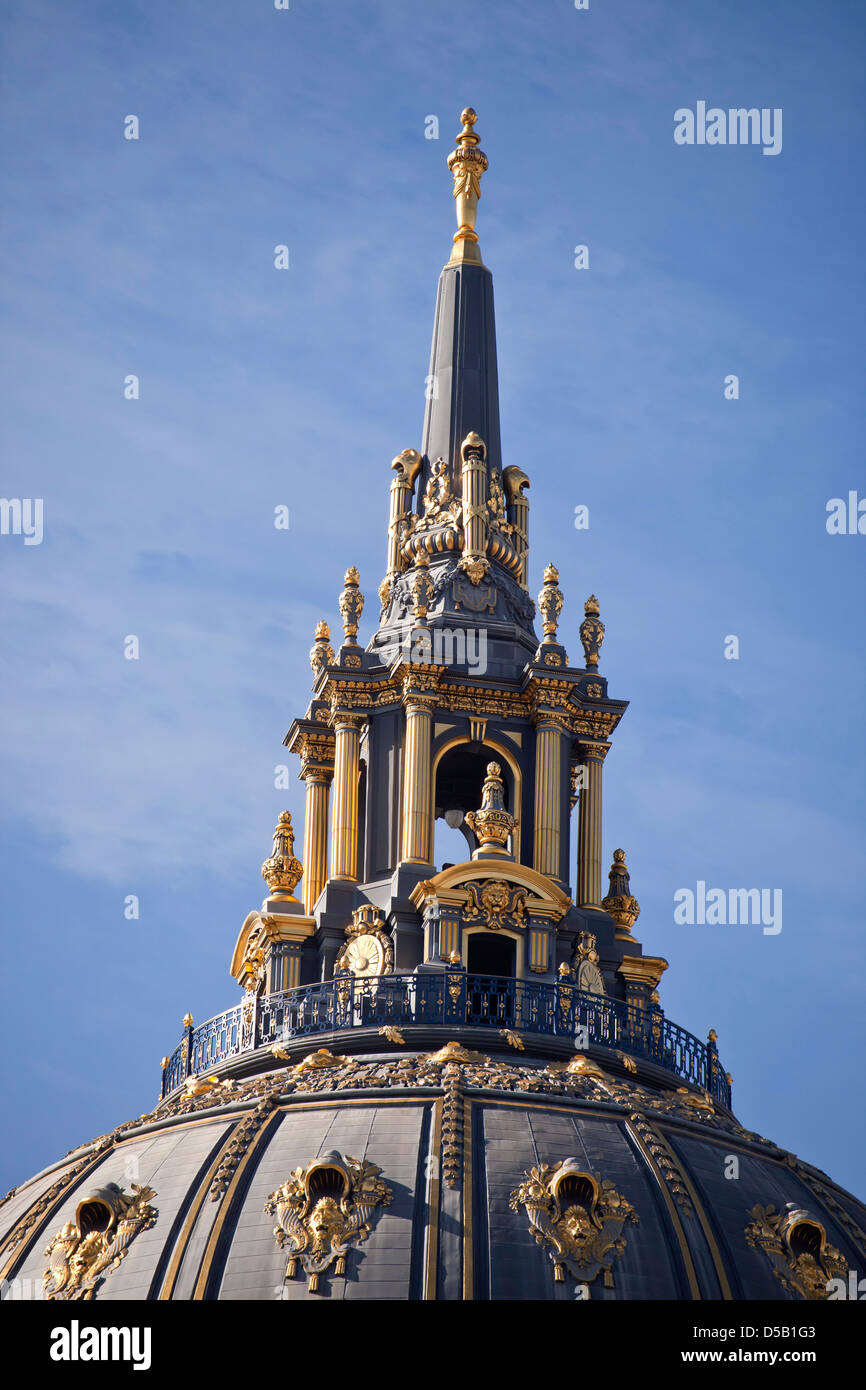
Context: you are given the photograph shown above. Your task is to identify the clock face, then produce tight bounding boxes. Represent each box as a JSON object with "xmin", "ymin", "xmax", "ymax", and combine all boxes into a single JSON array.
[
  {"xmin": 344, "ymin": 934, "xmax": 385, "ymax": 978},
  {"xmin": 577, "ymin": 960, "xmax": 604, "ymax": 996}
]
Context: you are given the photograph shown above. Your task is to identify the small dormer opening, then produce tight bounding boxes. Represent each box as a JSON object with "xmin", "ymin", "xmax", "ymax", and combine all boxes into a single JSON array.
[{"xmin": 467, "ymin": 931, "xmax": 515, "ymax": 978}]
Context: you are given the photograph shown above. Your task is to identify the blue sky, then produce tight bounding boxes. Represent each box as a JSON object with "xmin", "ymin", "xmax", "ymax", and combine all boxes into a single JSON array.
[{"xmin": 1, "ymin": 0, "xmax": 864, "ymax": 1199}]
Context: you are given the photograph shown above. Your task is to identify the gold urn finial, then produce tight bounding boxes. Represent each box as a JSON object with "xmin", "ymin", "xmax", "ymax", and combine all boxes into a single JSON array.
[
  {"xmin": 338, "ymin": 567, "xmax": 364, "ymax": 644},
  {"xmin": 465, "ymin": 761, "xmax": 516, "ymax": 859},
  {"xmin": 447, "ymin": 107, "xmax": 488, "ymax": 266},
  {"xmin": 537, "ymin": 563, "xmax": 564, "ymax": 641},
  {"xmin": 601, "ymin": 848, "xmax": 640, "ymax": 940},
  {"xmin": 309, "ymin": 620, "xmax": 335, "ymax": 679},
  {"xmin": 580, "ymin": 594, "xmax": 605, "ymax": 669},
  {"xmin": 261, "ymin": 810, "xmax": 304, "ymax": 900}
]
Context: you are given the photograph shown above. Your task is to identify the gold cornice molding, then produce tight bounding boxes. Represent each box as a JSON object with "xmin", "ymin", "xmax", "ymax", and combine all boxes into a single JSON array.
[
  {"xmin": 617, "ymin": 954, "xmax": 669, "ymax": 990},
  {"xmin": 229, "ymin": 910, "xmax": 316, "ymax": 984}
]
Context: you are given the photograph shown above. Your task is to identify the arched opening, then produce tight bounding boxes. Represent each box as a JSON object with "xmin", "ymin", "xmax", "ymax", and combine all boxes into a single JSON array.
[
  {"xmin": 467, "ymin": 931, "xmax": 515, "ymax": 978},
  {"xmin": 433, "ymin": 741, "xmax": 516, "ymax": 868},
  {"xmin": 787, "ymin": 1220, "xmax": 824, "ymax": 1260}
]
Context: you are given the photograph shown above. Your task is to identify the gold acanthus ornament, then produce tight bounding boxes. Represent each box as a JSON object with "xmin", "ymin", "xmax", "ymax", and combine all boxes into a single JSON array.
[
  {"xmin": 509, "ymin": 1160, "xmax": 638, "ymax": 1293},
  {"xmin": 465, "ymin": 761, "xmax": 516, "ymax": 857},
  {"xmin": 580, "ymin": 594, "xmax": 605, "ymax": 669},
  {"xmin": 309, "ymin": 620, "xmax": 334, "ymax": 679},
  {"xmin": 43, "ymin": 1183, "xmax": 158, "ymax": 1301},
  {"xmin": 338, "ymin": 566, "xmax": 364, "ymax": 643},
  {"xmin": 744, "ymin": 1204, "xmax": 849, "ymax": 1300},
  {"xmin": 265, "ymin": 1152, "xmax": 392, "ymax": 1294},
  {"xmin": 447, "ymin": 107, "xmax": 488, "ymax": 262},
  {"xmin": 537, "ymin": 564, "xmax": 563, "ymax": 641},
  {"xmin": 261, "ymin": 811, "xmax": 304, "ymax": 899}
]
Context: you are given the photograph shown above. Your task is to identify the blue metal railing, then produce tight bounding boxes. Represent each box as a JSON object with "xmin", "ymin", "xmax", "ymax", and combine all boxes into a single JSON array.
[{"xmin": 161, "ymin": 972, "xmax": 731, "ymax": 1108}]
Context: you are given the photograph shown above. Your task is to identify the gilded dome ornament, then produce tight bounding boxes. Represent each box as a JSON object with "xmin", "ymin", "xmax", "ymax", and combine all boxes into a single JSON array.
[
  {"xmin": 744, "ymin": 1204, "xmax": 850, "ymax": 1300},
  {"xmin": 601, "ymin": 849, "xmax": 640, "ymax": 940},
  {"xmin": 465, "ymin": 761, "xmax": 517, "ymax": 858},
  {"xmin": 338, "ymin": 566, "xmax": 364, "ymax": 643},
  {"xmin": 447, "ymin": 107, "xmax": 488, "ymax": 265},
  {"xmin": 260, "ymin": 811, "xmax": 303, "ymax": 899},
  {"xmin": 509, "ymin": 1161, "xmax": 638, "ymax": 1293},
  {"xmin": 309, "ymin": 620, "xmax": 334, "ymax": 679},
  {"xmin": 409, "ymin": 549, "xmax": 435, "ymax": 624},
  {"xmin": 537, "ymin": 563, "xmax": 563, "ymax": 641},
  {"xmin": 42, "ymin": 1183, "xmax": 158, "ymax": 1301},
  {"xmin": 265, "ymin": 1152, "xmax": 392, "ymax": 1294},
  {"xmin": 580, "ymin": 593, "xmax": 605, "ymax": 669}
]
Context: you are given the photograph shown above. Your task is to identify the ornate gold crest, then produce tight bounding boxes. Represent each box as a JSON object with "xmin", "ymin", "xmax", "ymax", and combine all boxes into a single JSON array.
[
  {"xmin": 462, "ymin": 877, "xmax": 527, "ymax": 931},
  {"xmin": 265, "ymin": 1151, "xmax": 392, "ymax": 1293},
  {"xmin": 745, "ymin": 1203, "xmax": 849, "ymax": 1300},
  {"xmin": 334, "ymin": 904, "xmax": 394, "ymax": 978},
  {"xmin": 509, "ymin": 1160, "xmax": 637, "ymax": 1292},
  {"xmin": 43, "ymin": 1182, "xmax": 157, "ymax": 1301}
]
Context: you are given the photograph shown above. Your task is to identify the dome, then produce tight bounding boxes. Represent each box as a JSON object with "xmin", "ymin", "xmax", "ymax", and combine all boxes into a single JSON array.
[
  {"xmin": 2, "ymin": 1037, "xmax": 864, "ymax": 1302},
  {"xmin": 4, "ymin": 106, "xmax": 863, "ymax": 1309}
]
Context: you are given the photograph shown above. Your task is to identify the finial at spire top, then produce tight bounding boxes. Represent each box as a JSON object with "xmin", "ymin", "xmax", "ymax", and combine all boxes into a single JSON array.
[{"xmin": 447, "ymin": 107, "xmax": 488, "ymax": 266}]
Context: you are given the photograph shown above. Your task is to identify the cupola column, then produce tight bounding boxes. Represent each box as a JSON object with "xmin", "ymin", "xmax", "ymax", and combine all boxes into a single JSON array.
[
  {"xmin": 329, "ymin": 710, "xmax": 363, "ymax": 881},
  {"xmin": 300, "ymin": 754, "xmax": 333, "ymax": 912},
  {"xmin": 533, "ymin": 715, "xmax": 567, "ymax": 880},
  {"xmin": 400, "ymin": 679, "xmax": 437, "ymax": 864},
  {"xmin": 576, "ymin": 741, "xmax": 610, "ymax": 907}
]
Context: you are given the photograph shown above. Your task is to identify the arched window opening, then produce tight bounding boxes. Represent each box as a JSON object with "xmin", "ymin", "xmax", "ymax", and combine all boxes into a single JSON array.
[{"xmin": 433, "ymin": 742, "xmax": 515, "ymax": 868}]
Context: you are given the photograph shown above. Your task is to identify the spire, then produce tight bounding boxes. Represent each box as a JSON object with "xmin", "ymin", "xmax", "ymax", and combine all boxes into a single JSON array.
[
  {"xmin": 372, "ymin": 106, "xmax": 538, "ymax": 663},
  {"xmin": 420, "ymin": 105, "xmax": 502, "ymax": 489}
]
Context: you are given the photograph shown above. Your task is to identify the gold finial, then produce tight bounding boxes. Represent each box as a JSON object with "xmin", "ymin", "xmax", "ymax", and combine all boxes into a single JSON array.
[
  {"xmin": 601, "ymin": 849, "xmax": 640, "ymax": 940},
  {"xmin": 465, "ymin": 762, "xmax": 516, "ymax": 859},
  {"xmin": 537, "ymin": 564, "xmax": 563, "ymax": 641},
  {"xmin": 580, "ymin": 594, "xmax": 605, "ymax": 669},
  {"xmin": 338, "ymin": 567, "xmax": 364, "ymax": 644},
  {"xmin": 409, "ymin": 549, "xmax": 434, "ymax": 624},
  {"xmin": 310, "ymin": 620, "xmax": 334, "ymax": 679},
  {"xmin": 447, "ymin": 107, "xmax": 488, "ymax": 266},
  {"xmin": 261, "ymin": 810, "xmax": 304, "ymax": 900},
  {"xmin": 182, "ymin": 1013, "xmax": 194, "ymax": 1028}
]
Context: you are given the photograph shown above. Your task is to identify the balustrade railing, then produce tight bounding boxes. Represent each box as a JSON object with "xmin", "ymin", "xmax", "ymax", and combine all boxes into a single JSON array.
[{"xmin": 161, "ymin": 972, "xmax": 731, "ymax": 1108}]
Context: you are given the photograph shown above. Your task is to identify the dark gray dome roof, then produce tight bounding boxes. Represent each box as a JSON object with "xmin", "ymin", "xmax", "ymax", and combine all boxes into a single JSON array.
[{"xmin": 3, "ymin": 1044, "xmax": 864, "ymax": 1302}]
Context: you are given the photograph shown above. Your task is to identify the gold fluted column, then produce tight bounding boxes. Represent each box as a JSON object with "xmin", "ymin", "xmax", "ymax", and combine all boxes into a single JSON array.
[
  {"xmin": 400, "ymin": 675, "xmax": 438, "ymax": 864},
  {"xmin": 533, "ymin": 716, "xmax": 565, "ymax": 880},
  {"xmin": 379, "ymin": 449, "xmax": 422, "ymax": 612},
  {"xmin": 577, "ymin": 741, "xmax": 610, "ymax": 907},
  {"xmin": 458, "ymin": 432, "xmax": 489, "ymax": 585},
  {"xmin": 329, "ymin": 710, "xmax": 363, "ymax": 881},
  {"xmin": 299, "ymin": 738, "xmax": 334, "ymax": 913}
]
